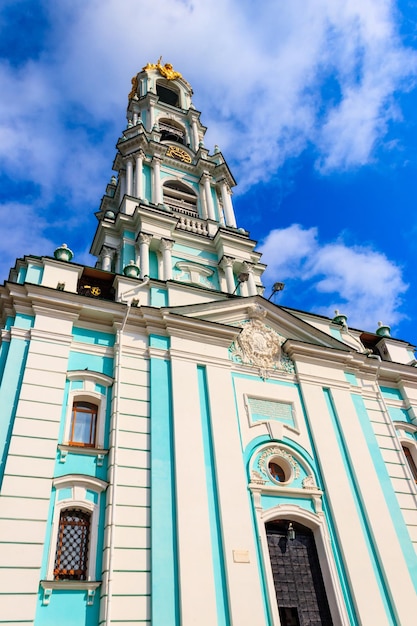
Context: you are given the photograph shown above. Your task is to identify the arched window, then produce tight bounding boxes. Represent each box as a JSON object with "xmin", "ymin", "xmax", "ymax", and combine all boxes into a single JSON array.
[
  {"xmin": 266, "ymin": 520, "xmax": 333, "ymax": 626},
  {"xmin": 402, "ymin": 444, "xmax": 417, "ymax": 483},
  {"xmin": 156, "ymin": 82, "xmax": 179, "ymax": 107},
  {"xmin": 163, "ymin": 180, "xmax": 198, "ymax": 215},
  {"xmin": 54, "ymin": 508, "xmax": 91, "ymax": 580},
  {"xmin": 69, "ymin": 401, "xmax": 98, "ymax": 447}
]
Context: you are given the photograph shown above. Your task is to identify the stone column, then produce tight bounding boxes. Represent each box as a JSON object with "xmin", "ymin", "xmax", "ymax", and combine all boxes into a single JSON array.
[
  {"xmin": 202, "ymin": 172, "xmax": 215, "ymax": 220},
  {"xmin": 160, "ymin": 239, "xmax": 174, "ymax": 281},
  {"xmin": 126, "ymin": 159, "xmax": 133, "ymax": 197},
  {"xmin": 153, "ymin": 157, "xmax": 162, "ymax": 205},
  {"xmin": 135, "ymin": 150, "xmax": 144, "ymax": 199},
  {"xmin": 191, "ymin": 119, "xmax": 199, "ymax": 151},
  {"xmin": 242, "ymin": 262, "xmax": 257, "ymax": 296},
  {"xmin": 138, "ymin": 233, "xmax": 152, "ymax": 278},
  {"xmin": 220, "ymin": 256, "xmax": 235, "ymax": 293},
  {"xmin": 101, "ymin": 247, "xmax": 116, "ymax": 272},
  {"xmin": 220, "ymin": 180, "xmax": 237, "ymax": 227}
]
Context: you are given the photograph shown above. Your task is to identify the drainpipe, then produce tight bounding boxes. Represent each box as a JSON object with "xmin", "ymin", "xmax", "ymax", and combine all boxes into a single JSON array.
[{"xmin": 104, "ymin": 278, "xmax": 149, "ymax": 626}]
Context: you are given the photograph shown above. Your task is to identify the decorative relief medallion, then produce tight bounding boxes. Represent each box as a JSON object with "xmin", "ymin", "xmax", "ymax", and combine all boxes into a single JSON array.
[
  {"xmin": 258, "ymin": 446, "xmax": 300, "ymax": 481},
  {"xmin": 166, "ymin": 145, "xmax": 192, "ymax": 163},
  {"xmin": 229, "ymin": 304, "xmax": 295, "ymax": 378}
]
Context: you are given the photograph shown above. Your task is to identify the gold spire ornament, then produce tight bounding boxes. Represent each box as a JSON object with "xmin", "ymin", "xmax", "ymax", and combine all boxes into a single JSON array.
[{"xmin": 142, "ymin": 57, "xmax": 182, "ymax": 80}]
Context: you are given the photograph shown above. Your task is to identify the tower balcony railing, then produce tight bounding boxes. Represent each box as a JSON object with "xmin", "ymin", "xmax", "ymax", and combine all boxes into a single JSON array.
[{"xmin": 176, "ymin": 215, "xmax": 209, "ymax": 237}]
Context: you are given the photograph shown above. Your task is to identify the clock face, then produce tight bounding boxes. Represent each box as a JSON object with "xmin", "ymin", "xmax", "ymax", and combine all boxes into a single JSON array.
[{"xmin": 166, "ymin": 145, "xmax": 192, "ymax": 163}]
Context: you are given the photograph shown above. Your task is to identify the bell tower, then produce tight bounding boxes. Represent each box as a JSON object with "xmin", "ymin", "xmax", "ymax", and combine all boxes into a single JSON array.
[{"xmin": 91, "ymin": 59, "xmax": 265, "ymax": 299}]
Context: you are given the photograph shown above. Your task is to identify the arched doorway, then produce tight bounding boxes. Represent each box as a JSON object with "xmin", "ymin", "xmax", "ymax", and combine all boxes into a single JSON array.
[{"xmin": 266, "ymin": 519, "xmax": 333, "ymax": 626}]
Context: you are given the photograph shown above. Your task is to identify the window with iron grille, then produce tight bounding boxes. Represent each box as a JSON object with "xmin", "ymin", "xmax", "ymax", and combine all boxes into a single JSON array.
[
  {"xmin": 69, "ymin": 401, "xmax": 97, "ymax": 447},
  {"xmin": 54, "ymin": 508, "xmax": 91, "ymax": 580}
]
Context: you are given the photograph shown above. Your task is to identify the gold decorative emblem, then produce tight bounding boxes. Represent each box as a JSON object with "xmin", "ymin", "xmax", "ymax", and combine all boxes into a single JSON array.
[
  {"xmin": 142, "ymin": 57, "xmax": 182, "ymax": 81},
  {"xmin": 166, "ymin": 145, "xmax": 192, "ymax": 163},
  {"xmin": 229, "ymin": 304, "xmax": 295, "ymax": 378}
]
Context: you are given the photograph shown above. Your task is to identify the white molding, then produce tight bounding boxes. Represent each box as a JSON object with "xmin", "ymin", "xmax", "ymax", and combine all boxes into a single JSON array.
[
  {"xmin": 53, "ymin": 475, "xmax": 107, "ymax": 492},
  {"xmin": 67, "ymin": 370, "xmax": 113, "ymax": 387},
  {"xmin": 63, "ymin": 382, "xmax": 109, "ymax": 449},
  {"xmin": 40, "ymin": 580, "xmax": 101, "ymax": 590},
  {"xmin": 45, "ymin": 487, "xmax": 104, "ymax": 582}
]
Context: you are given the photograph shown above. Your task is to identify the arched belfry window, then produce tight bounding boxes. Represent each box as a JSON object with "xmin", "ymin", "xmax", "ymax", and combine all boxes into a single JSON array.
[
  {"xmin": 266, "ymin": 520, "xmax": 333, "ymax": 626},
  {"xmin": 159, "ymin": 118, "xmax": 185, "ymax": 145},
  {"xmin": 156, "ymin": 82, "xmax": 179, "ymax": 107},
  {"xmin": 54, "ymin": 508, "xmax": 91, "ymax": 580},
  {"xmin": 163, "ymin": 180, "xmax": 198, "ymax": 215}
]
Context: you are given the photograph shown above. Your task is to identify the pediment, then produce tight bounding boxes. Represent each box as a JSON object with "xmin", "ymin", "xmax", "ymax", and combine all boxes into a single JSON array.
[{"xmin": 166, "ymin": 295, "xmax": 352, "ymax": 354}]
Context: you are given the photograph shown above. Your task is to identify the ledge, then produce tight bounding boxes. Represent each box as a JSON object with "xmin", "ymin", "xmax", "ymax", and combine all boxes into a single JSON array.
[{"xmin": 40, "ymin": 580, "xmax": 101, "ymax": 591}]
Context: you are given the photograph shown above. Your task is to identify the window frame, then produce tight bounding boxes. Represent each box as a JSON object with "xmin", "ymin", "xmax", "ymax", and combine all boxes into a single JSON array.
[
  {"xmin": 64, "ymin": 370, "xmax": 113, "ymax": 451},
  {"xmin": 69, "ymin": 401, "xmax": 98, "ymax": 448},
  {"xmin": 54, "ymin": 507, "xmax": 91, "ymax": 580},
  {"xmin": 45, "ymin": 475, "xmax": 107, "ymax": 583}
]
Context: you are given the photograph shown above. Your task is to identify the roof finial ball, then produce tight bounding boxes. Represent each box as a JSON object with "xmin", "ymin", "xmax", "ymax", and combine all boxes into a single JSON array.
[
  {"xmin": 376, "ymin": 321, "xmax": 391, "ymax": 337},
  {"xmin": 332, "ymin": 309, "xmax": 348, "ymax": 327},
  {"xmin": 54, "ymin": 243, "xmax": 74, "ymax": 262}
]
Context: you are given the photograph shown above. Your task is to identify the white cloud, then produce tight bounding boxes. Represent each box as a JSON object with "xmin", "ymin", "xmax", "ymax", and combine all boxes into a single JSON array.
[
  {"xmin": 0, "ymin": 0, "xmax": 416, "ymax": 288},
  {"xmin": 259, "ymin": 224, "xmax": 408, "ymax": 330}
]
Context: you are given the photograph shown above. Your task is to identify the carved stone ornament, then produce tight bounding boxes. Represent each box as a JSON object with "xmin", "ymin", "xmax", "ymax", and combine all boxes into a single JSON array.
[
  {"xmin": 302, "ymin": 475, "xmax": 318, "ymax": 490},
  {"xmin": 250, "ymin": 470, "xmax": 266, "ymax": 485},
  {"xmin": 229, "ymin": 304, "xmax": 295, "ymax": 378},
  {"xmin": 257, "ymin": 446, "xmax": 300, "ymax": 481}
]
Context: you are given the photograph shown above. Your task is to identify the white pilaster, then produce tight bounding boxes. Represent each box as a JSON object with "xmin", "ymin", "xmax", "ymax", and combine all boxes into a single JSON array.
[
  {"xmin": 135, "ymin": 150, "xmax": 144, "ymax": 199},
  {"xmin": 202, "ymin": 172, "xmax": 215, "ymax": 221},
  {"xmin": 138, "ymin": 233, "xmax": 152, "ymax": 278},
  {"xmin": 153, "ymin": 157, "xmax": 162, "ymax": 205},
  {"xmin": 171, "ymin": 359, "xmax": 218, "ymax": 625},
  {"xmin": 220, "ymin": 256, "xmax": 235, "ymax": 294},
  {"xmin": 220, "ymin": 180, "xmax": 237, "ymax": 227},
  {"xmin": 205, "ymin": 364, "xmax": 268, "ymax": 626},
  {"xmin": 160, "ymin": 239, "xmax": 174, "ymax": 281},
  {"xmin": 299, "ymin": 381, "xmax": 393, "ymax": 625},
  {"xmin": 126, "ymin": 159, "xmax": 133, "ymax": 197},
  {"xmin": 191, "ymin": 119, "xmax": 199, "ymax": 151}
]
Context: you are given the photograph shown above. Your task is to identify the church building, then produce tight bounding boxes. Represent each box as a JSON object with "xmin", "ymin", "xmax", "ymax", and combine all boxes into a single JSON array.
[{"xmin": 1, "ymin": 60, "xmax": 417, "ymax": 626}]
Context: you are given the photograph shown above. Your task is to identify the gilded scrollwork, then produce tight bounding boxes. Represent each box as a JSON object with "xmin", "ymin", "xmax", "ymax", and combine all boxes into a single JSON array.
[{"xmin": 142, "ymin": 57, "xmax": 182, "ymax": 80}]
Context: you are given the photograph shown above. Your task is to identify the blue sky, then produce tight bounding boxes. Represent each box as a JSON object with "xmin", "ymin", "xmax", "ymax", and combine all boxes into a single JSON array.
[{"xmin": 1, "ymin": 0, "xmax": 417, "ymax": 345}]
